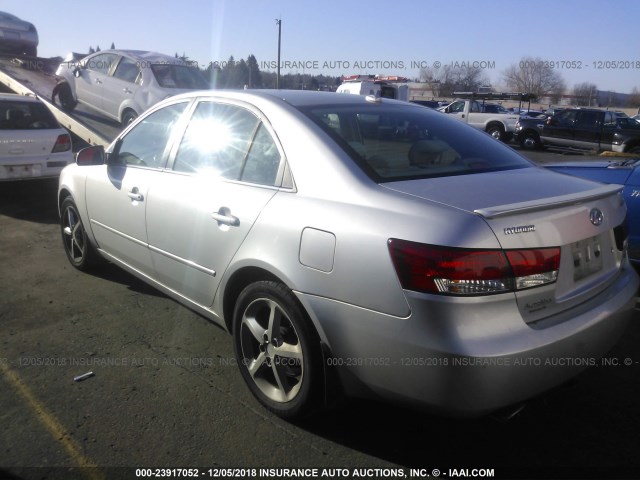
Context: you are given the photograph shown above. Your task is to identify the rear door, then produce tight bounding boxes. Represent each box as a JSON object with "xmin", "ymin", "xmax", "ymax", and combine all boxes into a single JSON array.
[
  {"xmin": 598, "ymin": 112, "xmax": 618, "ymax": 150},
  {"xmin": 101, "ymin": 56, "xmax": 142, "ymax": 120},
  {"xmin": 145, "ymin": 99, "xmax": 282, "ymax": 307},
  {"xmin": 572, "ymin": 110, "xmax": 603, "ymax": 149}
]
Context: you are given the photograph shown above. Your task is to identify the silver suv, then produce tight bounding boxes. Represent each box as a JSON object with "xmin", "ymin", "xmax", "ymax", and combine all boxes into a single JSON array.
[{"xmin": 54, "ymin": 49, "xmax": 209, "ymax": 127}]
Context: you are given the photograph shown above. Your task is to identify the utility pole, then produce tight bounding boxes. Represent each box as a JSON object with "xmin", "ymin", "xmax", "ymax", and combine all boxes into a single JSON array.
[{"xmin": 275, "ymin": 18, "xmax": 282, "ymax": 89}]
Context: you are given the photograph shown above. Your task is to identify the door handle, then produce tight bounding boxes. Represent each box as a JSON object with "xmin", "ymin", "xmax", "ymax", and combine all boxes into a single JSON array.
[
  {"xmin": 127, "ymin": 187, "xmax": 144, "ymax": 202},
  {"xmin": 123, "ymin": 88, "xmax": 132, "ymax": 94},
  {"xmin": 94, "ymin": 78, "xmax": 102, "ymax": 84},
  {"xmin": 211, "ymin": 211, "xmax": 239, "ymax": 227}
]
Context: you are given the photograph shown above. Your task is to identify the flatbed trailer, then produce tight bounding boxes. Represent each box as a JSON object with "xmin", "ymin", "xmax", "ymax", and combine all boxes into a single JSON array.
[{"xmin": 0, "ymin": 55, "xmax": 112, "ymax": 147}]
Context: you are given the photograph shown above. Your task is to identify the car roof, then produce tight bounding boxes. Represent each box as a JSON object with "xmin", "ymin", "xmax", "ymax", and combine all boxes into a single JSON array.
[
  {"xmin": 170, "ymin": 89, "xmax": 419, "ymax": 108},
  {"xmin": 87, "ymin": 49, "xmax": 184, "ymax": 64}
]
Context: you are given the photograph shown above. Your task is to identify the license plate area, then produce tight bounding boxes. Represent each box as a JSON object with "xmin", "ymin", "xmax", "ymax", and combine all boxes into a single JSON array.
[
  {"xmin": 0, "ymin": 164, "xmax": 41, "ymax": 178},
  {"xmin": 572, "ymin": 235, "xmax": 603, "ymax": 281}
]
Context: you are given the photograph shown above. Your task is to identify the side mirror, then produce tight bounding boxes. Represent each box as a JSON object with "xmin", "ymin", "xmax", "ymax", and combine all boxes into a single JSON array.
[
  {"xmin": 546, "ymin": 117, "xmax": 555, "ymax": 126},
  {"xmin": 76, "ymin": 145, "xmax": 105, "ymax": 166}
]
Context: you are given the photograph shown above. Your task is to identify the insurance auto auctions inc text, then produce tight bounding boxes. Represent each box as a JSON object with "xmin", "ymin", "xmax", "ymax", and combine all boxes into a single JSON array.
[{"xmin": 203, "ymin": 467, "xmax": 496, "ymax": 478}]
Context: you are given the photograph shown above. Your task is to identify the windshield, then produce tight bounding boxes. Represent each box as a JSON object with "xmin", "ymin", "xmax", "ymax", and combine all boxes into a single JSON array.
[
  {"xmin": 302, "ymin": 103, "xmax": 532, "ymax": 182},
  {"xmin": 151, "ymin": 64, "xmax": 210, "ymax": 89}
]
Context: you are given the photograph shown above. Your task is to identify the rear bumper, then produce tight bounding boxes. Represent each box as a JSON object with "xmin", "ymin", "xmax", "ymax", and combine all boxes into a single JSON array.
[
  {"xmin": 0, "ymin": 154, "xmax": 72, "ymax": 181},
  {"xmin": 299, "ymin": 262, "xmax": 638, "ymax": 416}
]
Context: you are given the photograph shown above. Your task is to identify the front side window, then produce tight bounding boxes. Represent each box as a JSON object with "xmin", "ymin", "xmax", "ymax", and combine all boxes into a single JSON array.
[
  {"xmin": 85, "ymin": 53, "xmax": 118, "ymax": 75},
  {"xmin": 112, "ymin": 102, "xmax": 187, "ymax": 168},
  {"xmin": 554, "ymin": 110, "xmax": 579, "ymax": 125},
  {"xmin": 302, "ymin": 103, "xmax": 532, "ymax": 182}
]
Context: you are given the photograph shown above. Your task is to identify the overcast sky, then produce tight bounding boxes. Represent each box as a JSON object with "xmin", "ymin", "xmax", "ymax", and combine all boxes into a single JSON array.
[{"xmin": 3, "ymin": 0, "xmax": 639, "ymax": 93}]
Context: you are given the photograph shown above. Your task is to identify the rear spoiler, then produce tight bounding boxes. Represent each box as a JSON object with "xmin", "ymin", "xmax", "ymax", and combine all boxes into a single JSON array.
[{"xmin": 474, "ymin": 184, "xmax": 622, "ymax": 219}]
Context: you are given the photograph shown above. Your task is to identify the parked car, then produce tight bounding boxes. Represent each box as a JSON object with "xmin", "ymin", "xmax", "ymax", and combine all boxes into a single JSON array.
[
  {"xmin": 0, "ymin": 93, "xmax": 72, "ymax": 180},
  {"xmin": 410, "ymin": 100, "xmax": 440, "ymax": 109},
  {"xmin": 0, "ymin": 11, "xmax": 38, "ymax": 56},
  {"xmin": 54, "ymin": 49, "xmax": 210, "ymax": 127},
  {"xmin": 59, "ymin": 90, "xmax": 637, "ymax": 419},
  {"xmin": 546, "ymin": 159, "xmax": 640, "ymax": 265},
  {"xmin": 514, "ymin": 108, "xmax": 640, "ymax": 152}
]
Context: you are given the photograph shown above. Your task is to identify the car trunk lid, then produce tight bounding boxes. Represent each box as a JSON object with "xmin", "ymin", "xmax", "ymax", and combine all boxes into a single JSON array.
[{"xmin": 383, "ymin": 167, "xmax": 628, "ymax": 324}]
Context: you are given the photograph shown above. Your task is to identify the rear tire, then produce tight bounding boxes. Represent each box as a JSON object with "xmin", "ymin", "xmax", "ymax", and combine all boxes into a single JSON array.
[
  {"xmin": 626, "ymin": 145, "xmax": 640, "ymax": 154},
  {"xmin": 487, "ymin": 124, "xmax": 505, "ymax": 141},
  {"xmin": 60, "ymin": 197, "xmax": 99, "ymax": 271},
  {"xmin": 233, "ymin": 281, "xmax": 322, "ymax": 419}
]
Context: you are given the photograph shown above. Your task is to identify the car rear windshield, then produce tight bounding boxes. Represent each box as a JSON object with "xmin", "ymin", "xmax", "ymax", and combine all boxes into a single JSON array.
[
  {"xmin": 0, "ymin": 101, "xmax": 59, "ymax": 130},
  {"xmin": 151, "ymin": 64, "xmax": 210, "ymax": 89},
  {"xmin": 301, "ymin": 102, "xmax": 532, "ymax": 182}
]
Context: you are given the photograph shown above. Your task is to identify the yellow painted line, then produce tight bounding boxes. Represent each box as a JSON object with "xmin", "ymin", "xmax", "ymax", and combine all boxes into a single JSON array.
[{"xmin": 0, "ymin": 362, "xmax": 105, "ymax": 480}]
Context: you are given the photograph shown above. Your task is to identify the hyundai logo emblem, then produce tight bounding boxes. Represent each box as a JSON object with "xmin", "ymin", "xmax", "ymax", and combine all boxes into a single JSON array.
[{"xmin": 589, "ymin": 208, "xmax": 604, "ymax": 226}]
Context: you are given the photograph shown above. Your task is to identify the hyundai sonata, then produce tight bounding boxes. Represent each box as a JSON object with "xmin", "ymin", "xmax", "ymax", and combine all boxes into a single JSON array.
[{"xmin": 58, "ymin": 90, "xmax": 638, "ymax": 419}]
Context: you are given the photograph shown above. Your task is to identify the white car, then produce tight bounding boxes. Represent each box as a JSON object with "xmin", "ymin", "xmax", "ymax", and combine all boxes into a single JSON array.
[
  {"xmin": 0, "ymin": 93, "xmax": 72, "ymax": 181},
  {"xmin": 54, "ymin": 49, "xmax": 210, "ymax": 127}
]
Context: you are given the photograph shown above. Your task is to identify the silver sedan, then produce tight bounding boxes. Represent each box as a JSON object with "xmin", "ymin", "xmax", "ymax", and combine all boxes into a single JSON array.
[{"xmin": 58, "ymin": 90, "xmax": 638, "ymax": 419}]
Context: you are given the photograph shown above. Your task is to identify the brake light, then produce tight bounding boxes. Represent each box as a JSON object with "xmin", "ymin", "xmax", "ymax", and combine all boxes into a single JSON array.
[
  {"xmin": 51, "ymin": 134, "xmax": 71, "ymax": 153},
  {"xmin": 388, "ymin": 239, "xmax": 560, "ymax": 296}
]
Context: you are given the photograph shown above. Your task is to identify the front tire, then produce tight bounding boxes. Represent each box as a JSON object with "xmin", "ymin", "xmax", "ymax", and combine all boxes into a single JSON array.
[
  {"xmin": 520, "ymin": 131, "xmax": 541, "ymax": 150},
  {"xmin": 121, "ymin": 110, "xmax": 138, "ymax": 128},
  {"xmin": 60, "ymin": 197, "xmax": 99, "ymax": 271},
  {"xmin": 233, "ymin": 281, "xmax": 322, "ymax": 419},
  {"xmin": 55, "ymin": 83, "xmax": 77, "ymax": 112}
]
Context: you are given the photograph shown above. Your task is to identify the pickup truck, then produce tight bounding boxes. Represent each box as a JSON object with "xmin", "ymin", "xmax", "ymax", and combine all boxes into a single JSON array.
[
  {"xmin": 514, "ymin": 108, "xmax": 640, "ymax": 153},
  {"xmin": 437, "ymin": 99, "xmax": 519, "ymax": 141}
]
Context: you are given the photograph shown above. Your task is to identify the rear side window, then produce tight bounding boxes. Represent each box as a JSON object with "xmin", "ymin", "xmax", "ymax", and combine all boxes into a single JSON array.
[
  {"xmin": 173, "ymin": 101, "xmax": 281, "ymax": 186},
  {"xmin": 150, "ymin": 65, "xmax": 209, "ymax": 89},
  {"xmin": 113, "ymin": 57, "xmax": 141, "ymax": 84},
  {"xmin": 0, "ymin": 101, "xmax": 59, "ymax": 129},
  {"xmin": 302, "ymin": 103, "xmax": 531, "ymax": 182},
  {"xmin": 577, "ymin": 111, "xmax": 600, "ymax": 127}
]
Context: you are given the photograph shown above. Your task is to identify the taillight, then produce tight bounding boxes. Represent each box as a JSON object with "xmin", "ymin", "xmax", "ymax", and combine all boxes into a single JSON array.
[
  {"xmin": 388, "ymin": 239, "xmax": 560, "ymax": 296},
  {"xmin": 51, "ymin": 134, "xmax": 71, "ymax": 153}
]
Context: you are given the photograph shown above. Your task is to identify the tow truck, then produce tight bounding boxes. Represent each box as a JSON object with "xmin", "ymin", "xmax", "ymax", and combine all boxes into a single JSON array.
[
  {"xmin": 336, "ymin": 74, "xmax": 409, "ymax": 101},
  {"xmin": 438, "ymin": 92, "xmax": 536, "ymax": 142},
  {"xmin": 0, "ymin": 54, "xmax": 113, "ymax": 147}
]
